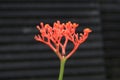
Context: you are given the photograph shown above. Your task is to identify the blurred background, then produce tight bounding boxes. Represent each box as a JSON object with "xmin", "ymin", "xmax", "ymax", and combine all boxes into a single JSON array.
[{"xmin": 0, "ymin": 0, "xmax": 120, "ymax": 80}]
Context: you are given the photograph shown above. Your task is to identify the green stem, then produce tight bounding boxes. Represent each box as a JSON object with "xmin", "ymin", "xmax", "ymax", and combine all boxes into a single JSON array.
[{"xmin": 58, "ymin": 58, "xmax": 66, "ymax": 80}]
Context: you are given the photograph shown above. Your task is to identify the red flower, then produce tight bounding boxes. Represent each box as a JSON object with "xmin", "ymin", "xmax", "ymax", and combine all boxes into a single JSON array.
[{"xmin": 35, "ymin": 21, "xmax": 92, "ymax": 60}]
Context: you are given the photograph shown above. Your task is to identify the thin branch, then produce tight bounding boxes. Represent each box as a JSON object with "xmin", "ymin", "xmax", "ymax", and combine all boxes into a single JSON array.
[{"xmin": 66, "ymin": 45, "xmax": 78, "ymax": 59}]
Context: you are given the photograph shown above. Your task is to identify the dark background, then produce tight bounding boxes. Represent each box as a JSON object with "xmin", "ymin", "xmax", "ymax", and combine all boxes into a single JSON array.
[{"xmin": 0, "ymin": 0, "xmax": 120, "ymax": 80}]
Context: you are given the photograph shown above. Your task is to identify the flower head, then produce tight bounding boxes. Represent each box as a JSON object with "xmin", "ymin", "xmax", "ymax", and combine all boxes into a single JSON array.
[{"xmin": 35, "ymin": 21, "xmax": 92, "ymax": 60}]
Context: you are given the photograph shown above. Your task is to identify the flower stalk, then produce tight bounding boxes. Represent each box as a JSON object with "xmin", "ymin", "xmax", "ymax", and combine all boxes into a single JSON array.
[{"xmin": 59, "ymin": 57, "xmax": 66, "ymax": 80}]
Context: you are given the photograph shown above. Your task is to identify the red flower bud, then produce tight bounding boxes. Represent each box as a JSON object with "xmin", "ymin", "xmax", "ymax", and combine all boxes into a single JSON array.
[{"xmin": 35, "ymin": 21, "xmax": 92, "ymax": 60}]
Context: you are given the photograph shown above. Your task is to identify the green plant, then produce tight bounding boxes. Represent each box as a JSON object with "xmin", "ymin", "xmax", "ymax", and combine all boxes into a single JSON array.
[{"xmin": 35, "ymin": 21, "xmax": 92, "ymax": 80}]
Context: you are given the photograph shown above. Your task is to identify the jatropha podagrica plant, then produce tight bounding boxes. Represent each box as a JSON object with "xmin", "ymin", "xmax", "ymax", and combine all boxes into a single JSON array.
[{"xmin": 34, "ymin": 21, "xmax": 92, "ymax": 80}]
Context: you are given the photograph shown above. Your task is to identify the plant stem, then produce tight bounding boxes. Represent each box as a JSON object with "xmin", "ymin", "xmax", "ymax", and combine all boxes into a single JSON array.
[{"xmin": 58, "ymin": 58, "xmax": 66, "ymax": 80}]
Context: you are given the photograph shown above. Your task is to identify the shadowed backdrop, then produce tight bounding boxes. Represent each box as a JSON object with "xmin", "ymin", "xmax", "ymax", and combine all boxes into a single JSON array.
[{"xmin": 0, "ymin": 0, "xmax": 120, "ymax": 80}]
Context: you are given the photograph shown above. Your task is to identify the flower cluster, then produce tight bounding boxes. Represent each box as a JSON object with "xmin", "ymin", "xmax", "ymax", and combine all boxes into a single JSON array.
[{"xmin": 35, "ymin": 21, "xmax": 92, "ymax": 60}]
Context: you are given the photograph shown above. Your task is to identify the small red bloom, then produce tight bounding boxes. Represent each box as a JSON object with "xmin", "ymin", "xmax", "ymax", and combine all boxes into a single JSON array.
[{"xmin": 35, "ymin": 21, "xmax": 92, "ymax": 60}]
